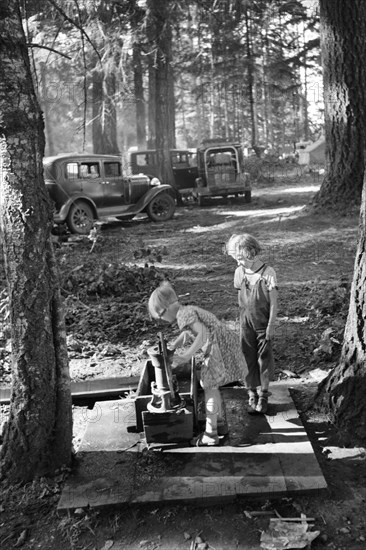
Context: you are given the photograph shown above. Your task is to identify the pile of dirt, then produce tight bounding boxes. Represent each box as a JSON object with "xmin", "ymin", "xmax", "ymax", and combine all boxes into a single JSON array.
[{"xmin": 62, "ymin": 261, "xmax": 166, "ymax": 345}]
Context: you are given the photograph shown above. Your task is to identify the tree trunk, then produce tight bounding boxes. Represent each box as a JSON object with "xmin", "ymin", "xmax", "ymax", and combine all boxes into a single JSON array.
[
  {"xmin": 0, "ymin": 0, "xmax": 72, "ymax": 482},
  {"xmin": 147, "ymin": 0, "xmax": 175, "ymax": 187},
  {"xmin": 147, "ymin": 53, "xmax": 156, "ymax": 149},
  {"xmin": 133, "ymin": 43, "xmax": 146, "ymax": 149},
  {"xmin": 245, "ymin": 9, "xmax": 259, "ymax": 156},
  {"xmin": 316, "ymin": 170, "xmax": 366, "ymax": 445},
  {"xmin": 313, "ymin": 0, "xmax": 366, "ymax": 209},
  {"xmin": 92, "ymin": 69, "xmax": 120, "ymax": 155},
  {"xmin": 302, "ymin": 25, "xmax": 310, "ymax": 142},
  {"xmin": 168, "ymin": 56, "xmax": 176, "ymax": 149},
  {"xmin": 39, "ymin": 62, "xmax": 55, "ymax": 157}
]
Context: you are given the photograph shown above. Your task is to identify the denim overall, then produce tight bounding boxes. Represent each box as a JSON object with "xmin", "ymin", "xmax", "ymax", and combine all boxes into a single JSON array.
[{"xmin": 238, "ymin": 264, "xmax": 274, "ymax": 388}]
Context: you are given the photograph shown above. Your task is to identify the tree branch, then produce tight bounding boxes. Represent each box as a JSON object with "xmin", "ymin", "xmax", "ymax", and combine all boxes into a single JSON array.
[
  {"xmin": 27, "ymin": 43, "xmax": 71, "ymax": 60},
  {"xmin": 46, "ymin": 0, "xmax": 102, "ymax": 65}
]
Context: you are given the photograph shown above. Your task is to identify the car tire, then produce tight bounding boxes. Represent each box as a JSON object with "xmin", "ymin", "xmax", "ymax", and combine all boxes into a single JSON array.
[
  {"xmin": 244, "ymin": 190, "xmax": 252, "ymax": 203},
  {"xmin": 67, "ymin": 201, "xmax": 95, "ymax": 235},
  {"xmin": 146, "ymin": 192, "xmax": 175, "ymax": 222}
]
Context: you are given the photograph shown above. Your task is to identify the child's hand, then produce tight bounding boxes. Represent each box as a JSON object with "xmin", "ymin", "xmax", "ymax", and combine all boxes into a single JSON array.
[
  {"xmin": 181, "ymin": 330, "xmax": 191, "ymax": 346},
  {"xmin": 266, "ymin": 324, "xmax": 275, "ymax": 341},
  {"xmin": 170, "ymin": 330, "xmax": 191, "ymax": 350}
]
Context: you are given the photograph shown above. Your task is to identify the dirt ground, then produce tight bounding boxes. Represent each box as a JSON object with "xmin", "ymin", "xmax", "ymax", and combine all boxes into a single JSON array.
[{"xmin": 1, "ymin": 168, "xmax": 366, "ymax": 549}]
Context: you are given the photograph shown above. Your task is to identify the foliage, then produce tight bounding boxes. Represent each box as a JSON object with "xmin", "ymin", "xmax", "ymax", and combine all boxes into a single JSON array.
[{"xmin": 23, "ymin": 0, "xmax": 323, "ymax": 155}]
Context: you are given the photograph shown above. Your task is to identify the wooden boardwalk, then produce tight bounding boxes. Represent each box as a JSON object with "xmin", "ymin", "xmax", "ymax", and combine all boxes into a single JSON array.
[
  {"xmin": 58, "ymin": 381, "xmax": 327, "ymax": 510},
  {"xmin": 0, "ymin": 376, "xmax": 140, "ymax": 405}
]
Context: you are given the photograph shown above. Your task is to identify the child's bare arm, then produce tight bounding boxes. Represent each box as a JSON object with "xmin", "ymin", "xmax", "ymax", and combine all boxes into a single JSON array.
[
  {"xmin": 266, "ymin": 288, "xmax": 278, "ymax": 340},
  {"xmin": 172, "ymin": 321, "xmax": 208, "ymax": 364},
  {"xmin": 170, "ymin": 331, "xmax": 191, "ymax": 349}
]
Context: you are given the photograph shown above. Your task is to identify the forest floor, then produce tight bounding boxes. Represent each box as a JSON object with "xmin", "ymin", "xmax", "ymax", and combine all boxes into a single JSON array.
[{"xmin": 1, "ymin": 166, "xmax": 366, "ymax": 549}]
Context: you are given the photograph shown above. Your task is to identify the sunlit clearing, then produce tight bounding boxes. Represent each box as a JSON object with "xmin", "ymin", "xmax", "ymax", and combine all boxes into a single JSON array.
[
  {"xmin": 127, "ymin": 262, "xmax": 208, "ymax": 271},
  {"xmin": 217, "ymin": 205, "xmax": 304, "ymax": 219},
  {"xmin": 278, "ymin": 316, "xmax": 310, "ymax": 324},
  {"xmin": 278, "ymin": 185, "xmax": 320, "ymax": 194},
  {"xmin": 186, "ymin": 221, "xmax": 239, "ymax": 233}
]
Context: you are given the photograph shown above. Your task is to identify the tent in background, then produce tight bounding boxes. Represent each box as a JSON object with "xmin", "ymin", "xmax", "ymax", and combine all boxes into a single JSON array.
[{"xmin": 298, "ymin": 136, "xmax": 326, "ymax": 166}]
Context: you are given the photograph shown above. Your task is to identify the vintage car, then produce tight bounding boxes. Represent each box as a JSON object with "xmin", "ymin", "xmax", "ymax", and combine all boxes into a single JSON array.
[
  {"xmin": 130, "ymin": 149, "xmax": 198, "ymax": 199},
  {"xmin": 193, "ymin": 140, "xmax": 252, "ymax": 205},
  {"xmin": 43, "ymin": 153, "xmax": 176, "ymax": 234}
]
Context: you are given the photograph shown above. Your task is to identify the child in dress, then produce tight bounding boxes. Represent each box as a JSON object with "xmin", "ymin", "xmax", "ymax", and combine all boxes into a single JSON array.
[
  {"xmin": 226, "ymin": 234, "xmax": 278, "ymax": 413},
  {"xmin": 148, "ymin": 281, "xmax": 248, "ymax": 446}
]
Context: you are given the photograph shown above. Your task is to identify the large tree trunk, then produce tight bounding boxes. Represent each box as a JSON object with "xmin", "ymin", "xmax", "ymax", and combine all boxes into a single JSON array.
[
  {"xmin": 316, "ymin": 170, "xmax": 366, "ymax": 445},
  {"xmin": 313, "ymin": 0, "xmax": 366, "ymax": 209},
  {"xmin": 92, "ymin": 69, "xmax": 120, "ymax": 155},
  {"xmin": 133, "ymin": 43, "xmax": 147, "ymax": 149},
  {"xmin": 245, "ymin": 9, "xmax": 260, "ymax": 156},
  {"xmin": 0, "ymin": 0, "xmax": 72, "ymax": 482},
  {"xmin": 147, "ymin": 0, "xmax": 175, "ymax": 187},
  {"xmin": 147, "ymin": 59, "xmax": 156, "ymax": 149},
  {"xmin": 39, "ymin": 62, "xmax": 55, "ymax": 157}
]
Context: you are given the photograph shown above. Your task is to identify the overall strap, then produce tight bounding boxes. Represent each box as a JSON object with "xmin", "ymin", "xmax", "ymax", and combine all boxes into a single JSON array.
[{"xmin": 243, "ymin": 263, "xmax": 266, "ymax": 275}]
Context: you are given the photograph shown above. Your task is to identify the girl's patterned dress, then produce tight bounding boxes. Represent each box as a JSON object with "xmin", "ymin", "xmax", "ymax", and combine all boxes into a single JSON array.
[{"xmin": 176, "ymin": 305, "xmax": 248, "ymax": 389}]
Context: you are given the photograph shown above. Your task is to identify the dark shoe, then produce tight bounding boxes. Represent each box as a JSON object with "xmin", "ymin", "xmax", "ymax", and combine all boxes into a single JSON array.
[{"xmin": 256, "ymin": 391, "xmax": 269, "ymax": 414}]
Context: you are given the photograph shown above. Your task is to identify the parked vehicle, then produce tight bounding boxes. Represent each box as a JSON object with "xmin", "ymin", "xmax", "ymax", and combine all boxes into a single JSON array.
[
  {"xmin": 130, "ymin": 149, "xmax": 198, "ymax": 198},
  {"xmin": 194, "ymin": 140, "xmax": 252, "ymax": 205},
  {"xmin": 44, "ymin": 153, "xmax": 176, "ymax": 234}
]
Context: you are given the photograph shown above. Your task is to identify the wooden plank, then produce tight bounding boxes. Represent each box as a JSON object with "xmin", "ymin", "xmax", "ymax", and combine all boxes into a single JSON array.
[
  {"xmin": 58, "ymin": 382, "xmax": 328, "ymax": 511},
  {"xmin": 133, "ymin": 473, "xmax": 287, "ymax": 503},
  {"xmin": 78, "ymin": 399, "xmax": 140, "ymax": 452},
  {"xmin": 135, "ymin": 392, "xmax": 192, "ymax": 433},
  {"xmin": 142, "ymin": 404, "xmax": 194, "ymax": 444},
  {"xmin": 0, "ymin": 376, "xmax": 140, "ymax": 405}
]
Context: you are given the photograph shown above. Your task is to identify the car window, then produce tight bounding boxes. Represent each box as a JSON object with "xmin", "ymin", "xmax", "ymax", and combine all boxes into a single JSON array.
[
  {"xmin": 188, "ymin": 153, "xmax": 197, "ymax": 167},
  {"xmin": 135, "ymin": 153, "xmax": 149, "ymax": 166},
  {"xmin": 80, "ymin": 163, "xmax": 100, "ymax": 178},
  {"xmin": 65, "ymin": 162, "xmax": 100, "ymax": 179},
  {"xmin": 171, "ymin": 152, "xmax": 188, "ymax": 166},
  {"xmin": 104, "ymin": 162, "xmax": 121, "ymax": 177},
  {"xmin": 66, "ymin": 162, "xmax": 79, "ymax": 180}
]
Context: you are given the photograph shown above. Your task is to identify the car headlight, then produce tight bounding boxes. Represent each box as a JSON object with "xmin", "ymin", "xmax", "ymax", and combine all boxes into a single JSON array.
[{"xmin": 150, "ymin": 177, "xmax": 161, "ymax": 186}]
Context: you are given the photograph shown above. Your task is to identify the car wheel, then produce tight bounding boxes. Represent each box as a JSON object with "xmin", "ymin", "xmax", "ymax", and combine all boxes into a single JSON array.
[
  {"xmin": 67, "ymin": 201, "xmax": 95, "ymax": 234},
  {"xmin": 146, "ymin": 192, "xmax": 175, "ymax": 222},
  {"xmin": 245, "ymin": 190, "xmax": 252, "ymax": 203}
]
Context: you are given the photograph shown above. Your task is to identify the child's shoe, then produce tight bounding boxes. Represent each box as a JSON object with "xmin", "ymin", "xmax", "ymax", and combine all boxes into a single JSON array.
[
  {"xmin": 256, "ymin": 390, "xmax": 269, "ymax": 414},
  {"xmin": 191, "ymin": 432, "xmax": 219, "ymax": 446},
  {"xmin": 248, "ymin": 389, "xmax": 258, "ymax": 411}
]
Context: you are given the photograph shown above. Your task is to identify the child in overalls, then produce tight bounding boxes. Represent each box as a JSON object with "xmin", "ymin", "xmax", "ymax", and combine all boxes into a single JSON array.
[
  {"xmin": 226, "ymin": 234, "xmax": 278, "ymax": 413},
  {"xmin": 148, "ymin": 281, "xmax": 248, "ymax": 446}
]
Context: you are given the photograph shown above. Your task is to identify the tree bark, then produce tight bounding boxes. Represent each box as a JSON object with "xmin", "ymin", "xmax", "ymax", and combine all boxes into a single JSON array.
[
  {"xmin": 245, "ymin": 8, "xmax": 260, "ymax": 156},
  {"xmin": 0, "ymin": 0, "xmax": 72, "ymax": 482},
  {"xmin": 92, "ymin": 69, "xmax": 120, "ymax": 155},
  {"xmin": 147, "ymin": 0, "xmax": 175, "ymax": 187},
  {"xmin": 133, "ymin": 43, "xmax": 147, "ymax": 149},
  {"xmin": 316, "ymin": 170, "xmax": 366, "ymax": 445},
  {"xmin": 147, "ymin": 58, "xmax": 156, "ymax": 149},
  {"xmin": 39, "ymin": 62, "xmax": 55, "ymax": 157},
  {"xmin": 313, "ymin": 0, "xmax": 366, "ymax": 209}
]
